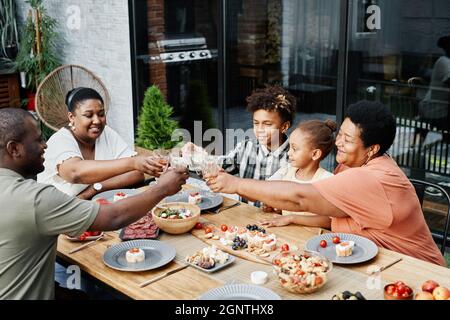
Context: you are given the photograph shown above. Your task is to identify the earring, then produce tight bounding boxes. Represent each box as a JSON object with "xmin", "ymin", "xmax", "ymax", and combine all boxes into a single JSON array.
[
  {"xmin": 363, "ymin": 153, "xmax": 372, "ymax": 166},
  {"xmin": 69, "ymin": 122, "xmax": 75, "ymax": 131}
]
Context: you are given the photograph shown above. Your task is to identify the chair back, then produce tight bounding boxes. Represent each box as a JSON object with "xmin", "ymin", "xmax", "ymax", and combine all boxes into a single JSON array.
[
  {"xmin": 410, "ymin": 178, "xmax": 450, "ymax": 255},
  {"xmin": 36, "ymin": 65, "xmax": 110, "ymax": 131}
]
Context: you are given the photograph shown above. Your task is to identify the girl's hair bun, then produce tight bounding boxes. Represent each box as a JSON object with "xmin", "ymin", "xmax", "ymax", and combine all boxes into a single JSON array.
[{"xmin": 324, "ymin": 119, "xmax": 337, "ymax": 132}]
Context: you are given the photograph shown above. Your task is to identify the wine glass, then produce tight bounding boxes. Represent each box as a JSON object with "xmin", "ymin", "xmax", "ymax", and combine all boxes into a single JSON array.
[
  {"xmin": 152, "ymin": 149, "xmax": 170, "ymax": 172},
  {"xmin": 148, "ymin": 149, "xmax": 169, "ymax": 186},
  {"xmin": 201, "ymin": 156, "xmax": 221, "ymax": 179},
  {"xmin": 169, "ymin": 150, "xmax": 188, "ymax": 171}
]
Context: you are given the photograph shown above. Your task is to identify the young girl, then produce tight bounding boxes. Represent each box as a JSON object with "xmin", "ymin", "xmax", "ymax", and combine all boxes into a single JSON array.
[{"xmin": 261, "ymin": 119, "xmax": 337, "ymax": 228}]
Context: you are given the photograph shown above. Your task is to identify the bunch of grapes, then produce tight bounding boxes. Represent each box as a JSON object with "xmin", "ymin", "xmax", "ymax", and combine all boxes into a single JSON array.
[
  {"xmin": 246, "ymin": 224, "xmax": 266, "ymax": 233},
  {"xmin": 232, "ymin": 236, "xmax": 247, "ymax": 250}
]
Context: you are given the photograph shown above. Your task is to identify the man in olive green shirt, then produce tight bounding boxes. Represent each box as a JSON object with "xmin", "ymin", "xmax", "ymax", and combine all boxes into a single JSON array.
[{"xmin": 0, "ymin": 108, "xmax": 188, "ymax": 299}]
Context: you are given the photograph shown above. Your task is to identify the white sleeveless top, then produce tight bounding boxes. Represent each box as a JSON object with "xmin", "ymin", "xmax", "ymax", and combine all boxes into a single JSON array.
[{"xmin": 37, "ymin": 126, "xmax": 136, "ymax": 196}]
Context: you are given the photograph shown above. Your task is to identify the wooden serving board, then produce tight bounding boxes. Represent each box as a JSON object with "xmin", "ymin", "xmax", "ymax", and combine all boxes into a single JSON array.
[{"xmin": 190, "ymin": 220, "xmax": 297, "ymax": 266}]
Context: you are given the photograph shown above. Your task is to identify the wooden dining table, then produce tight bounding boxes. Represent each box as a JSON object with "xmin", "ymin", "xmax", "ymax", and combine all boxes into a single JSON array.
[{"xmin": 56, "ymin": 185, "xmax": 450, "ymax": 300}]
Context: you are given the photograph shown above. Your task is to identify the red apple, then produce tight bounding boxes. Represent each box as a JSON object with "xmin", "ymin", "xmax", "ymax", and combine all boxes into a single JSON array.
[
  {"xmin": 414, "ymin": 291, "xmax": 434, "ymax": 300},
  {"xmin": 432, "ymin": 286, "xmax": 450, "ymax": 300},
  {"xmin": 422, "ymin": 280, "xmax": 439, "ymax": 293}
]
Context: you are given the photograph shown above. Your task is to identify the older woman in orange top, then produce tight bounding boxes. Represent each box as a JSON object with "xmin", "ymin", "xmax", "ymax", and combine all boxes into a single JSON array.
[{"xmin": 207, "ymin": 101, "xmax": 446, "ymax": 266}]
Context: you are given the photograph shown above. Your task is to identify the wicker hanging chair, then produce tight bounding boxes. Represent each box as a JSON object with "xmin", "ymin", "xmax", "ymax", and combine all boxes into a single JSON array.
[{"xmin": 36, "ymin": 64, "xmax": 110, "ymax": 131}]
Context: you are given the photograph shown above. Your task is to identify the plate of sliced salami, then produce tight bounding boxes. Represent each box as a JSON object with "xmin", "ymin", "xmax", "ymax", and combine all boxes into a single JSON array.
[{"xmin": 119, "ymin": 214, "xmax": 160, "ymax": 241}]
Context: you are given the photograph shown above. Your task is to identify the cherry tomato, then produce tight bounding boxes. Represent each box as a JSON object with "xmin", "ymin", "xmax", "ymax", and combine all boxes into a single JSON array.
[
  {"xmin": 281, "ymin": 244, "xmax": 290, "ymax": 252},
  {"xmin": 386, "ymin": 285, "xmax": 395, "ymax": 295},
  {"xmin": 220, "ymin": 224, "xmax": 228, "ymax": 232},
  {"xmin": 320, "ymin": 240, "xmax": 327, "ymax": 248},
  {"xmin": 405, "ymin": 286, "xmax": 412, "ymax": 295},
  {"xmin": 204, "ymin": 227, "xmax": 213, "ymax": 234},
  {"xmin": 392, "ymin": 291, "xmax": 399, "ymax": 297},
  {"xmin": 396, "ymin": 285, "xmax": 406, "ymax": 295},
  {"xmin": 401, "ymin": 292, "xmax": 410, "ymax": 298},
  {"xmin": 79, "ymin": 235, "xmax": 86, "ymax": 241},
  {"xmin": 332, "ymin": 236, "xmax": 341, "ymax": 244},
  {"xmin": 315, "ymin": 276, "xmax": 323, "ymax": 286},
  {"xmin": 395, "ymin": 281, "xmax": 405, "ymax": 287},
  {"xmin": 194, "ymin": 222, "xmax": 203, "ymax": 230}
]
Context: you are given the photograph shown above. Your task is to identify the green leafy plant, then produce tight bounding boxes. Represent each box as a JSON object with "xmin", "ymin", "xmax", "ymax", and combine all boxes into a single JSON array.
[
  {"xmin": 0, "ymin": 0, "xmax": 19, "ymax": 73},
  {"xmin": 136, "ymin": 85, "xmax": 181, "ymax": 150},
  {"xmin": 15, "ymin": 0, "xmax": 60, "ymax": 91}
]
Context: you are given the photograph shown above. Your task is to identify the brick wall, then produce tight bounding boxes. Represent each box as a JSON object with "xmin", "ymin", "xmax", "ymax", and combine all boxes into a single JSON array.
[
  {"xmin": 147, "ymin": 0, "xmax": 167, "ymax": 97},
  {"xmin": 16, "ymin": 0, "xmax": 136, "ymax": 146},
  {"xmin": 237, "ymin": 0, "xmax": 268, "ymax": 69}
]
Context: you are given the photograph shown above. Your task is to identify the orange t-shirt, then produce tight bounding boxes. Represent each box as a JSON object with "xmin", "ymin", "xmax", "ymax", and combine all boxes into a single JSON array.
[{"xmin": 312, "ymin": 155, "xmax": 446, "ymax": 266}]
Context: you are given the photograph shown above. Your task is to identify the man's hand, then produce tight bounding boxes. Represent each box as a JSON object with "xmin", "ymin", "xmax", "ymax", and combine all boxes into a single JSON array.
[
  {"xmin": 206, "ymin": 172, "xmax": 239, "ymax": 194},
  {"xmin": 133, "ymin": 155, "xmax": 165, "ymax": 177},
  {"xmin": 156, "ymin": 168, "xmax": 189, "ymax": 196},
  {"xmin": 259, "ymin": 215, "xmax": 292, "ymax": 227}
]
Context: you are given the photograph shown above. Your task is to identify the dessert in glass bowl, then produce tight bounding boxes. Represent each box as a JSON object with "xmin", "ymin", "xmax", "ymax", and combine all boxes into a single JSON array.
[{"xmin": 272, "ymin": 250, "xmax": 332, "ymax": 294}]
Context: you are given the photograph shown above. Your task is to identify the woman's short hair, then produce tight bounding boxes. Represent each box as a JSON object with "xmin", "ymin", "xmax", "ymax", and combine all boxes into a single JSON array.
[
  {"xmin": 345, "ymin": 101, "xmax": 396, "ymax": 156},
  {"xmin": 65, "ymin": 87, "xmax": 104, "ymax": 112}
]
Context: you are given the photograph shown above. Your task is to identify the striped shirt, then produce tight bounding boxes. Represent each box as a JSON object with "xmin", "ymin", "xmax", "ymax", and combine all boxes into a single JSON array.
[{"xmin": 219, "ymin": 136, "xmax": 290, "ymax": 206}]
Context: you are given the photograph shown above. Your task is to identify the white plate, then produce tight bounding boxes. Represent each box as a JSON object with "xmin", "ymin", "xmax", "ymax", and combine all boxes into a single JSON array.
[
  {"xmin": 66, "ymin": 232, "xmax": 104, "ymax": 242},
  {"xmin": 185, "ymin": 255, "xmax": 236, "ymax": 273},
  {"xmin": 305, "ymin": 233, "xmax": 378, "ymax": 264},
  {"xmin": 103, "ymin": 239, "xmax": 176, "ymax": 272},
  {"xmin": 164, "ymin": 189, "xmax": 223, "ymax": 211},
  {"xmin": 92, "ymin": 189, "xmax": 140, "ymax": 202},
  {"xmin": 198, "ymin": 284, "xmax": 281, "ymax": 300}
]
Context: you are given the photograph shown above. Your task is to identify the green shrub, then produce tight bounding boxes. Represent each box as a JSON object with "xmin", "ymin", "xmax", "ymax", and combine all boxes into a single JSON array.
[{"xmin": 135, "ymin": 85, "xmax": 180, "ymax": 150}]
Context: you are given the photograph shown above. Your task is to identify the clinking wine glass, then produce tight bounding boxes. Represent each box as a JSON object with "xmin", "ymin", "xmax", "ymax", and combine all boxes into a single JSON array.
[
  {"xmin": 169, "ymin": 151, "xmax": 188, "ymax": 171},
  {"xmin": 149, "ymin": 149, "xmax": 169, "ymax": 186},
  {"xmin": 153, "ymin": 149, "xmax": 170, "ymax": 172},
  {"xmin": 201, "ymin": 156, "xmax": 221, "ymax": 181}
]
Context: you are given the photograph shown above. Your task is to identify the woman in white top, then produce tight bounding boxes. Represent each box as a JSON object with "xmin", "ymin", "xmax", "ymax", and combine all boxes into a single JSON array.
[
  {"xmin": 261, "ymin": 119, "xmax": 336, "ymax": 228},
  {"xmin": 38, "ymin": 87, "xmax": 165, "ymax": 199}
]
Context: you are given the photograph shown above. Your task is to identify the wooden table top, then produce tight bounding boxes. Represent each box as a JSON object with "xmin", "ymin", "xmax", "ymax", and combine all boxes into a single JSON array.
[{"xmin": 57, "ymin": 187, "xmax": 450, "ymax": 300}]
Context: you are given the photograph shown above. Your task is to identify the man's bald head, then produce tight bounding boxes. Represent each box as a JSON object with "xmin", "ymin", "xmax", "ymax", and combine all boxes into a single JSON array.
[{"xmin": 0, "ymin": 108, "xmax": 35, "ymax": 152}]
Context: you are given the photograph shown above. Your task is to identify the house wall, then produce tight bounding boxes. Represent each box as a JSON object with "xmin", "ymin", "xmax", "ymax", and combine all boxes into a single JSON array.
[{"xmin": 16, "ymin": 0, "xmax": 135, "ymax": 146}]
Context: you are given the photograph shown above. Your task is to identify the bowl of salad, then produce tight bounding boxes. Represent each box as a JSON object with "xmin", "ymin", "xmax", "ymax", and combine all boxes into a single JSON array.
[
  {"xmin": 151, "ymin": 202, "xmax": 200, "ymax": 234},
  {"xmin": 272, "ymin": 250, "xmax": 332, "ymax": 294}
]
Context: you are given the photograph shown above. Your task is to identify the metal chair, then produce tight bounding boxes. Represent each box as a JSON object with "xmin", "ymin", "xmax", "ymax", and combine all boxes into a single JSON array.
[{"xmin": 410, "ymin": 179, "xmax": 450, "ymax": 255}]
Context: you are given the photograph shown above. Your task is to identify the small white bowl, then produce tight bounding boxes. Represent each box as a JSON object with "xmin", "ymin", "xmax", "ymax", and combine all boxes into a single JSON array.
[{"xmin": 251, "ymin": 271, "xmax": 268, "ymax": 285}]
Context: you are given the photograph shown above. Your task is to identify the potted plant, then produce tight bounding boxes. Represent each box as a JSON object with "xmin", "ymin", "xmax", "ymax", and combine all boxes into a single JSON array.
[
  {"xmin": 135, "ymin": 85, "xmax": 181, "ymax": 152},
  {"xmin": 0, "ymin": 0, "xmax": 19, "ymax": 73},
  {"xmin": 15, "ymin": 0, "xmax": 60, "ymax": 110}
]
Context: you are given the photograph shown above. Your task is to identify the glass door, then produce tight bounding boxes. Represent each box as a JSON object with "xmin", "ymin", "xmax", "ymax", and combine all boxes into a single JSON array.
[
  {"xmin": 130, "ymin": 0, "xmax": 219, "ymax": 141},
  {"xmin": 224, "ymin": 0, "xmax": 343, "ymax": 170},
  {"xmin": 345, "ymin": 0, "xmax": 450, "ymax": 241},
  {"xmin": 345, "ymin": 0, "xmax": 450, "ymax": 180}
]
